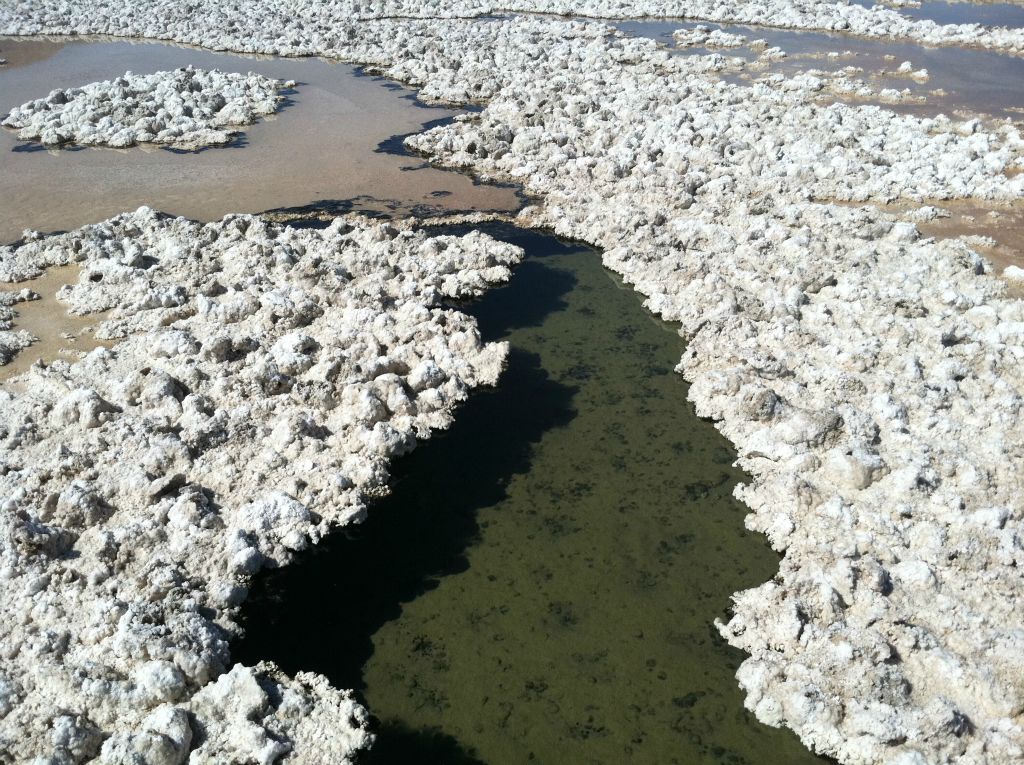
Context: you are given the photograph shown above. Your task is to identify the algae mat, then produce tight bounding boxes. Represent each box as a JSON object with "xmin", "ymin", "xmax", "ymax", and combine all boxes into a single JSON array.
[{"xmin": 237, "ymin": 226, "xmax": 828, "ymax": 765}]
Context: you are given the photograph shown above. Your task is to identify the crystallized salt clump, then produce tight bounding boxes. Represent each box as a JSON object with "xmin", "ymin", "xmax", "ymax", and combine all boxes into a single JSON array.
[
  {"xmin": 0, "ymin": 207, "xmax": 522, "ymax": 762},
  {"xmin": 1, "ymin": 66, "xmax": 291, "ymax": 149}
]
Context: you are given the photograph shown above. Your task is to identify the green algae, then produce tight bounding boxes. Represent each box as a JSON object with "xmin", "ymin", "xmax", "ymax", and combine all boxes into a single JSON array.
[{"xmin": 237, "ymin": 225, "xmax": 828, "ymax": 765}]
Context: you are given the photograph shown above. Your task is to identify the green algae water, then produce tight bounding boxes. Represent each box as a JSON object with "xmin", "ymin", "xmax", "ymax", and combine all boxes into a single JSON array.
[{"xmin": 236, "ymin": 226, "xmax": 827, "ymax": 765}]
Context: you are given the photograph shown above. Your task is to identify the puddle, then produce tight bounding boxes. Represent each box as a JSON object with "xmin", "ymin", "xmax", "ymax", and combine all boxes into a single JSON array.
[
  {"xmin": 828, "ymin": 196, "xmax": 1024, "ymax": 295},
  {"xmin": 236, "ymin": 225, "xmax": 829, "ymax": 765},
  {"xmin": 913, "ymin": 200, "xmax": 1024, "ymax": 282},
  {"xmin": 0, "ymin": 264, "xmax": 110, "ymax": 382},
  {"xmin": 0, "ymin": 37, "xmax": 522, "ymax": 245},
  {"xmin": 613, "ymin": 18, "xmax": 1024, "ymax": 120},
  {"xmin": 853, "ymin": 0, "xmax": 1024, "ymax": 28},
  {"xmin": 919, "ymin": 198, "xmax": 1023, "ymax": 246}
]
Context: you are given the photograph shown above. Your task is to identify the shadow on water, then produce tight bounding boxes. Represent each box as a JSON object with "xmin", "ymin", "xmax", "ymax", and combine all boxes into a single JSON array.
[
  {"xmin": 235, "ymin": 231, "xmax": 579, "ymax": 760},
  {"xmin": 234, "ymin": 341, "xmax": 577, "ymax": 688},
  {"xmin": 356, "ymin": 721, "xmax": 488, "ymax": 765},
  {"xmin": 237, "ymin": 224, "xmax": 830, "ymax": 765},
  {"xmin": 262, "ymin": 194, "xmax": 497, "ymax": 221},
  {"xmin": 374, "ymin": 114, "xmax": 461, "ymax": 160}
]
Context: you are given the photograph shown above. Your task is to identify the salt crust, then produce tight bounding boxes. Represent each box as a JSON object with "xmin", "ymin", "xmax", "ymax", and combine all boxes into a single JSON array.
[
  {"xmin": 0, "ymin": 290, "xmax": 39, "ymax": 367},
  {"xmin": 402, "ymin": 20, "xmax": 1024, "ymax": 765},
  {"xmin": 1, "ymin": 2, "xmax": 1024, "ymax": 764},
  {"xmin": 0, "ymin": 209, "xmax": 521, "ymax": 762},
  {"xmin": 3, "ymin": 0, "xmax": 1024, "ymax": 54},
  {"xmin": 2, "ymin": 67, "xmax": 289, "ymax": 150},
  {"xmin": 673, "ymin": 25, "xmax": 755, "ymax": 49}
]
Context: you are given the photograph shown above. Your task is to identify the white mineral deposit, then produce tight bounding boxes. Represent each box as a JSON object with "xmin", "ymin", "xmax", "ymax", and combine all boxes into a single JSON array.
[
  {"xmin": 2, "ymin": 67, "xmax": 290, "ymax": 149},
  {"xmin": 0, "ymin": 1, "xmax": 1022, "ymax": 764}
]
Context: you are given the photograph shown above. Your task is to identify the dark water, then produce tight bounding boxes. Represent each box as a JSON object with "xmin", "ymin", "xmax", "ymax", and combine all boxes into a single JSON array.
[{"xmin": 235, "ymin": 225, "xmax": 828, "ymax": 765}]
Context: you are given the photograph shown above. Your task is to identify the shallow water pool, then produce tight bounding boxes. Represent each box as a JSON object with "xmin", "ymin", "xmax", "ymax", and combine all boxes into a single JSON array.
[
  {"xmin": 236, "ymin": 225, "xmax": 830, "ymax": 765},
  {"xmin": 613, "ymin": 16, "xmax": 1024, "ymax": 120},
  {"xmin": 0, "ymin": 37, "xmax": 521, "ymax": 245}
]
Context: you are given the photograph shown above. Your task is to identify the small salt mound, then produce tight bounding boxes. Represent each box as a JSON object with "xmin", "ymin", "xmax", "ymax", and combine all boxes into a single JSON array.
[{"xmin": 1, "ymin": 66, "xmax": 292, "ymax": 150}]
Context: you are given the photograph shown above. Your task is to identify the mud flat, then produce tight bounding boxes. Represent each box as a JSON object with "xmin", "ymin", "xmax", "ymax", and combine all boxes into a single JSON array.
[{"xmin": 0, "ymin": 3, "xmax": 1023, "ymax": 765}]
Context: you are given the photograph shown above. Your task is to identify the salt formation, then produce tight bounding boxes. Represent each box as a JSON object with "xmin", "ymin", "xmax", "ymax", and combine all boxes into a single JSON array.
[
  {"xmin": 673, "ymin": 25, "xmax": 755, "ymax": 49},
  {"xmin": 403, "ymin": 25, "xmax": 1024, "ymax": 765},
  {"xmin": 2, "ymin": 2, "xmax": 1024, "ymax": 764},
  {"xmin": 4, "ymin": 0, "xmax": 1024, "ymax": 54},
  {"xmin": 0, "ymin": 289, "xmax": 38, "ymax": 365},
  {"xmin": 2, "ymin": 67, "xmax": 289, "ymax": 149},
  {"xmin": 0, "ymin": 208, "xmax": 521, "ymax": 762}
]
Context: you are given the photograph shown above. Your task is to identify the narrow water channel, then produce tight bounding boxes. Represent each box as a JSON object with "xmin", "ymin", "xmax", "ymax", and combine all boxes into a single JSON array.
[{"xmin": 236, "ymin": 225, "xmax": 829, "ymax": 765}]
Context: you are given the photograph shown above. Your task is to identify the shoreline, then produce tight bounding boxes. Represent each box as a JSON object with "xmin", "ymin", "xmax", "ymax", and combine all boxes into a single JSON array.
[{"xmin": 1, "ymin": 4, "xmax": 1023, "ymax": 763}]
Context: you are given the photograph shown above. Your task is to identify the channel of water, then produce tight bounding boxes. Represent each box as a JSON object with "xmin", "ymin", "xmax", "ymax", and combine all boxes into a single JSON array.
[
  {"xmin": 613, "ymin": 15, "xmax": 1024, "ymax": 120},
  {"xmin": 4, "ymin": 19, "xmax": 1020, "ymax": 762},
  {"xmin": 235, "ymin": 224, "xmax": 828, "ymax": 765}
]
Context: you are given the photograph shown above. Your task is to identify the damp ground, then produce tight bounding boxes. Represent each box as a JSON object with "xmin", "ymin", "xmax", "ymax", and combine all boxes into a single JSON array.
[
  {"xmin": 0, "ymin": 263, "xmax": 110, "ymax": 383},
  {"xmin": 235, "ymin": 224, "xmax": 830, "ymax": 765},
  {"xmin": 0, "ymin": 36, "xmax": 522, "ymax": 245}
]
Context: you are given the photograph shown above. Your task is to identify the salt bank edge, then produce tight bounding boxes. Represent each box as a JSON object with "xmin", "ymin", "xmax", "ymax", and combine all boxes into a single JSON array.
[{"xmin": 3, "ymin": 3, "xmax": 1024, "ymax": 765}]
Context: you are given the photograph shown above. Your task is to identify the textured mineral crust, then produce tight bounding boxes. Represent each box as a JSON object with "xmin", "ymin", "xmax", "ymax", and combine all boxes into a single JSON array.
[
  {"xmin": 1, "ymin": 67, "xmax": 290, "ymax": 149},
  {"xmin": 0, "ymin": 209, "xmax": 521, "ymax": 762},
  {"xmin": 0, "ymin": 289, "xmax": 38, "ymax": 366},
  {"xmin": 3, "ymin": 0, "xmax": 1024, "ymax": 53},
  {"xmin": 673, "ymin": 25, "xmax": 757, "ymax": 49},
  {"xmin": 402, "ymin": 23, "xmax": 1024, "ymax": 765},
  {"xmin": 2, "ymin": 2, "xmax": 1024, "ymax": 765}
]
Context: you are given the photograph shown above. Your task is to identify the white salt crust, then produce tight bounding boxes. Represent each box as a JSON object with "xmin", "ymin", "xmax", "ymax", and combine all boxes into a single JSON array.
[
  {"xmin": 0, "ymin": 209, "xmax": 521, "ymax": 763},
  {"xmin": 3, "ymin": 0, "xmax": 1024, "ymax": 54},
  {"xmin": 1, "ymin": 3, "xmax": 1024, "ymax": 765},
  {"xmin": 402, "ymin": 21, "xmax": 1024, "ymax": 765},
  {"xmin": 2, "ymin": 67, "xmax": 289, "ymax": 150}
]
